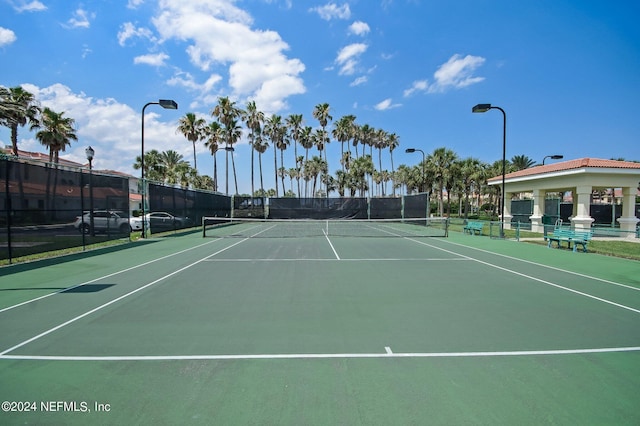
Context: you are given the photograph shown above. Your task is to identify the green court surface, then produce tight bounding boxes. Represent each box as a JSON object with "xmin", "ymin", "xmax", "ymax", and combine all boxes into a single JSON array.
[{"xmin": 1, "ymin": 227, "xmax": 639, "ymax": 425}]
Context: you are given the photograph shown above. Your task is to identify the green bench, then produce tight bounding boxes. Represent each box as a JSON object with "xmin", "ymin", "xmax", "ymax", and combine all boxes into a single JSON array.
[
  {"xmin": 546, "ymin": 228, "xmax": 593, "ymax": 252},
  {"xmin": 463, "ymin": 221, "xmax": 484, "ymax": 235}
]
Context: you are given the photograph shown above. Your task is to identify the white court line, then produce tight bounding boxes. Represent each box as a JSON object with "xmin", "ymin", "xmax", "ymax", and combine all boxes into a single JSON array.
[
  {"xmin": 0, "ymin": 238, "xmax": 252, "ymax": 356},
  {"xmin": 403, "ymin": 237, "xmax": 640, "ymax": 315},
  {"xmin": 202, "ymin": 258, "xmax": 470, "ymax": 262},
  {"xmin": 439, "ymin": 238, "xmax": 640, "ymax": 292},
  {"xmin": 0, "ymin": 239, "xmax": 223, "ymax": 314},
  {"xmin": 323, "ymin": 230, "xmax": 341, "ymax": 260},
  {"xmin": 2, "ymin": 346, "xmax": 640, "ymax": 361}
]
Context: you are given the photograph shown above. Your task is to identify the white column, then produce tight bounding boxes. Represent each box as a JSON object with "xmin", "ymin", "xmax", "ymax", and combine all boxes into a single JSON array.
[
  {"xmin": 502, "ymin": 192, "xmax": 513, "ymax": 230},
  {"xmin": 530, "ymin": 189, "xmax": 544, "ymax": 233},
  {"xmin": 616, "ymin": 187, "xmax": 639, "ymax": 238},
  {"xmin": 570, "ymin": 185, "xmax": 594, "ymax": 230}
]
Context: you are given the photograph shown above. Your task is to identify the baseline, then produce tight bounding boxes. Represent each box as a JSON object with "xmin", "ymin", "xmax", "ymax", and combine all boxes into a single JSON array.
[{"xmin": 3, "ymin": 346, "xmax": 640, "ymax": 361}]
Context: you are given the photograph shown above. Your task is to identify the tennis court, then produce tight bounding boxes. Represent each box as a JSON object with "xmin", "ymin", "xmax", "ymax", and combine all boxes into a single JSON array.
[{"xmin": 1, "ymin": 220, "xmax": 639, "ymax": 425}]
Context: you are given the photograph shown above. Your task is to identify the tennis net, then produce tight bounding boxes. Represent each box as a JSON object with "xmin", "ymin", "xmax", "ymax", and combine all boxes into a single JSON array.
[{"xmin": 202, "ymin": 217, "xmax": 449, "ymax": 238}]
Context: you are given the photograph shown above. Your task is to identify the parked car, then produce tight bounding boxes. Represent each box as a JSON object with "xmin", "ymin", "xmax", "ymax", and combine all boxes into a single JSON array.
[
  {"xmin": 144, "ymin": 212, "xmax": 193, "ymax": 232},
  {"xmin": 74, "ymin": 210, "xmax": 146, "ymax": 234}
]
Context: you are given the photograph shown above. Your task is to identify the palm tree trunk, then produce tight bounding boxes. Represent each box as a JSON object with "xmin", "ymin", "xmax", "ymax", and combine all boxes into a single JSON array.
[
  {"xmin": 280, "ymin": 149, "xmax": 286, "ymax": 196},
  {"xmin": 213, "ymin": 154, "xmax": 218, "ymax": 192},
  {"xmin": 259, "ymin": 153, "xmax": 265, "ymax": 194},
  {"xmin": 250, "ymin": 137, "xmax": 255, "ymax": 197},
  {"xmin": 231, "ymin": 152, "xmax": 239, "ymax": 195},
  {"xmin": 390, "ymin": 151, "xmax": 395, "ymax": 197},
  {"xmin": 225, "ymin": 146, "xmax": 229, "ymax": 194},
  {"xmin": 273, "ymin": 146, "xmax": 278, "ymax": 197},
  {"xmin": 192, "ymin": 141, "xmax": 197, "ymax": 170}
]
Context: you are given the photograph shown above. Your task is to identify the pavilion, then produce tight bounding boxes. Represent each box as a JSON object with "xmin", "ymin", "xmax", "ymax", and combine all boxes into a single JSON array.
[{"xmin": 487, "ymin": 158, "xmax": 640, "ymax": 237}]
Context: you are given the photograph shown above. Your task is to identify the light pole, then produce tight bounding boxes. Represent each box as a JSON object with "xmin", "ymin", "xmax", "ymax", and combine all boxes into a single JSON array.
[
  {"xmin": 85, "ymin": 146, "xmax": 95, "ymax": 237},
  {"xmin": 405, "ymin": 148, "xmax": 426, "ymax": 192},
  {"xmin": 542, "ymin": 154, "xmax": 563, "ymax": 165},
  {"xmin": 141, "ymin": 99, "xmax": 178, "ymax": 238},
  {"xmin": 472, "ymin": 103, "xmax": 506, "ymax": 238}
]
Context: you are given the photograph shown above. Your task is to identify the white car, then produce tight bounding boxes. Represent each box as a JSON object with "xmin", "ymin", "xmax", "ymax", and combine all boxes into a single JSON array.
[{"xmin": 74, "ymin": 210, "xmax": 147, "ymax": 234}]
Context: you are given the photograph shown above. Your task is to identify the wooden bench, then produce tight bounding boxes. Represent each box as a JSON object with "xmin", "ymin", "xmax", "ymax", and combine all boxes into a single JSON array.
[
  {"xmin": 546, "ymin": 228, "xmax": 592, "ymax": 252},
  {"xmin": 463, "ymin": 221, "xmax": 484, "ymax": 235}
]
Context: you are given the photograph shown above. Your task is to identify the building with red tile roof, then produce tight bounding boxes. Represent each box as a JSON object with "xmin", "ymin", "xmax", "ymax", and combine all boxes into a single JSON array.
[{"xmin": 487, "ymin": 158, "xmax": 640, "ymax": 235}]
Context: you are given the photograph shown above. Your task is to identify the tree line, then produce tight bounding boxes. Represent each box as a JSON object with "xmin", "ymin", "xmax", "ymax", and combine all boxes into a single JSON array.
[{"xmin": 0, "ymin": 85, "xmax": 570, "ymax": 218}]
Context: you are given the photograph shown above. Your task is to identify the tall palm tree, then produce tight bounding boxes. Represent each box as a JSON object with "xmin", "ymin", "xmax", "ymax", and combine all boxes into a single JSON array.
[
  {"xmin": 0, "ymin": 86, "xmax": 41, "ymax": 156},
  {"xmin": 358, "ymin": 124, "xmax": 374, "ymax": 196},
  {"xmin": 35, "ymin": 107, "xmax": 77, "ymax": 164},
  {"xmin": 351, "ymin": 123, "xmax": 362, "ymax": 158},
  {"xmin": 212, "ymin": 96, "xmax": 242, "ymax": 194},
  {"xmin": 176, "ymin": 112, "xmax": 206, "ymax": 170},
  {"xmin": 298, "ymin": 126, "xmax": 314, "ymax": 196},
  {"xmin": 332, "ymin": 115, "xmax": 356, "ymax": 172},
  {"xmin": 427, "ymin": 147, "xmax": 457, "ymax": 216},
  {"xmin": 204, "ymin": 121, "xmax": 223, "ymax": 192},
  {"xmin": 226, "ymin": 119, "xmax": 243, "ymax": 194},
  {"xmin": 295, "ymin": 155, "xmax": 304, "ymax": 197},
  {"xmin": 312, "ymin": 103, "xmax": 332, "ymax": 195},
  {"xmin": 373, "ymin": 128, "xmax": 389, "ymax": 195},
  {"xmin": 264, "ymin": 114, "xmax": 286, "ymax": 197},
  {"xmin": 253, "ymin": 134, "xmax": 269, "ymax": 195},
  {"xmin": 459, "ymin": 157, "xmax": 482, "ymax": 218},
  {"xmin": 387, "ymin": 132, "xmax": 399, "ymax": 196},
  {"xmin": 312, "ymin": 128, "xmax": 329, "ymax": 195},
  {"xmin": 242, "ymin": 101, "xmax": 264, "ymax": 199},
  {"xmin": 444, "ymin": 160, "xmax": 462, "ymax": 217},
  {"xmin": 35, "ymin": 107, "xmax": 77, "ymax": 212},
  {"xmin": 286, "ymin": 114, "xmax": 303, "ymax": 196}
]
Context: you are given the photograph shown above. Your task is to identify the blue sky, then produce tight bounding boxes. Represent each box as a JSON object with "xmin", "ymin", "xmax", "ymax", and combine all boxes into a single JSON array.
[{"xmin": 1, "ymin": 0, "xmax": 639, "ymax": 194}]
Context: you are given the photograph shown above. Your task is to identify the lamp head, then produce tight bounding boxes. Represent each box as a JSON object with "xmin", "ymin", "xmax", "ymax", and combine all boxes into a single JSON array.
[
  {"xmin": 550, "ymin": 155, "xmax": 563, "ymax": 160},
  {"xmin": 472, "ymin": 103, "xmax": 492, "ymax": 113},
  {"xmin": 85, "ymin": 146, "xmax": 95, "ymax": 161},
  {"xmin": 405, "ymin": 148, "xmax": 416, "ymax": 153},
  {"xmin": 158, "ymin": 99, "xmax": 178, "ymax": 109}
]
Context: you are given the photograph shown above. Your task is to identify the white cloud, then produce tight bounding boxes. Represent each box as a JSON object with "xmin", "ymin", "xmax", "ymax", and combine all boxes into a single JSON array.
[
  {"xmin": 335, "ymin": 43, "xmax": 368, "ymax": 75},
  {"xmin": 350, "ymin": 76, "xmax": 367, "ymax": 87},
  {"xmin": 348, "ymin": 21, "xmax": 370, "ymax": 36},
  {"xmin": 151, "ymin": 0, "xmax": 305, "ymax": 113},
  {"xmin": 167, "ymin": 71, "xmax": 222, "ymax": 93},
  {"xmin": 21, "ymin": 83, "xmax": 184, "ymax": 175},
  {"xmin": 310, "ymin": 3, "xmax": 351, "ymax": 20},
  {"xmin": 374, "ymin": 98, "xmax": 401, "ymax": 111},
  {"xmin": 118, "ymin": 22, "xmax": 157, "ymax": 46},
  {"xmin": 403, "ymin": 54, "xmax": 485, "ymax": 96},
  {"xmin": 133, "ymin": 52, "xmax": 170, "ymax": 66},
  {"xmin": 0, "ymin": 27, "xmax": 17, "ymax": 47},
  {"xmin": 64, "ymin": 8, "xmax": 95, "ymax": 29},
  {"xmin": 431, "ymin": 54, "xmax": 485, "ymax": 92},
  {"xmin": 403, "ymin": 80, "xmax": 428, "ymax": 97},
  {"xmin": 127, "ymin": 0, "xmax": 145, "ymax": 9},
  {"xmin": 12, "ymin": 1, "xmax": 47, "ymax": 12}
]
